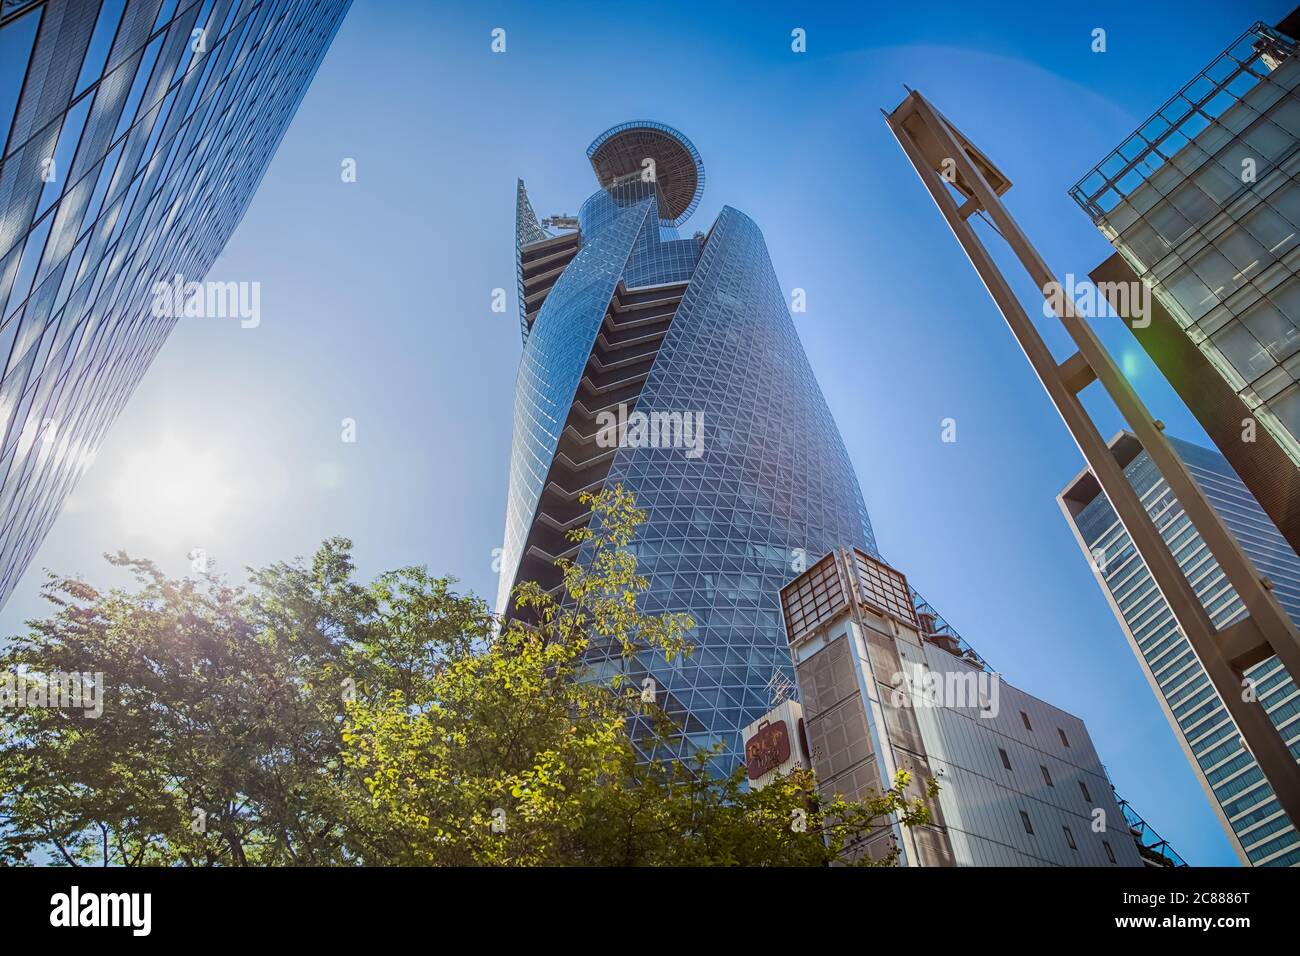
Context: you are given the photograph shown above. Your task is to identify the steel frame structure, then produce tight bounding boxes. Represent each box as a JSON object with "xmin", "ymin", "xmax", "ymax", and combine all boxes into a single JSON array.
[{"xmin": 884, "ymin": 89, "xmax": 1300, "ymax": 832}]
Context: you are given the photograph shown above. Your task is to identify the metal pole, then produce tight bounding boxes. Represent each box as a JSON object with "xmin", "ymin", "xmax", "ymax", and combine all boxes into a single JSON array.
[{"xmin": 883, "ymin": 90, "xmax": 1300, "ymax": 834}]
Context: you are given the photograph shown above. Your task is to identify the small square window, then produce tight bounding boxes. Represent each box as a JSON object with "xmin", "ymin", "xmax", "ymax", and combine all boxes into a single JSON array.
[
  {"xmin": 1041, "ymin": 765, "xmax": 1054, "ymax": 787},
  {"xmin": 999, "ymin": 747, "xmax": 1012, "ymax": 770},
  {"xmin": 1058, "ymin": 728, "xmax": 1070, "ymax": 748},
  {"xmin": 1242, "ymin": 298, "xmax": 1300, "ymax": 363},
  {"xmin": 1064, "ymin": 826, "xmax": 1077, "ymax": 850},
  {"xmin": 1166, "ymin": 264, "xmax": 1216, "ymax": 320},
  {"xmin": 1214, "ymin": 322, "xmax": 1273, "ymax": 380},
  {"xmin": 1270, "ymin": 384, "xmax": 1300, "ymax": 441},
  {"xmin": 1020, "ymin": 711, "xmax": 1033, "ymax": 732},
  {"xmin": 1020, "ymin": 810, "xmax": 1035, "ymax": 835},
  {"xmin": 1190, "ymin": 247, "xmax": 1243, "ymax": 300},
  {"xmin": 1148, "ymin": 198, "xmax": 1192, "ymax": 244}
]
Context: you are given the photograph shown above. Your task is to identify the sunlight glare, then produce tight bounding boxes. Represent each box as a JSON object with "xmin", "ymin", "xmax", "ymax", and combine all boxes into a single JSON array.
[{"xmin": 112, "ymin": 437, "xmax": 233, "ymax": 548}]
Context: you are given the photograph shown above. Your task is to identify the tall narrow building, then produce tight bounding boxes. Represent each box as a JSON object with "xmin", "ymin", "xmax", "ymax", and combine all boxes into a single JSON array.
[
  {"xmin": 1070, "ymin": 15, "xmax": 1300, "ymax": 556},
  {"xmin": 1059, "ymin": 432, "xmax": 1300, "ymax": 866},
  {"xmin": 502, "ymin": 121, "xmax": 979, "ymax": 771},
  {"xmin": 0, "ymin": 0, "xmax": 351, "ymax": 608}
]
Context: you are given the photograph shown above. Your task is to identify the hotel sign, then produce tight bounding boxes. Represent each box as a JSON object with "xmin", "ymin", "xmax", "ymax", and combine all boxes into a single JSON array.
[{"xmin": 745, "ymin": 719, "xmax": 792, "ymax": 780}]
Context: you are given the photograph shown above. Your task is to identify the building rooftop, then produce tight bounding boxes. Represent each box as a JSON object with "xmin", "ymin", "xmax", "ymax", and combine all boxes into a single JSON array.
[
  {"xmin": 586, "ymin": 120, "xmax": 705, "ymax": 226},
  {"xmin": 1068, "ymin": 20, "xmax": 1297, "ymax": 221}
]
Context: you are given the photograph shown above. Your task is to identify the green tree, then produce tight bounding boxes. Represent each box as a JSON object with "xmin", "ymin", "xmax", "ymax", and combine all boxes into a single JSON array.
[
  {"xmin": 0, "ymin": 486, "xmax": 935, "ymax": 866},
  {"xmin": 343, "ymin": 486, "xmax": 937, "ymax": 865}
]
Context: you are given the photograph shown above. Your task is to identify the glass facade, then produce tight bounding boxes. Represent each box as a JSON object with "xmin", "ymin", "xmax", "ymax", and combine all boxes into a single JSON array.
[
  {"xmin": 501, "ymin": 122, "xmax": 972, "ymax": 773},
  {"xmin": 1071, "ymin": 22, "xmax": 1300, "ymax": 467},
  {"xmin": 595, "ymin": 199, "xmax": 877, "ymax": 767},
  {"xmin": 0, "ymin": 0, "xmax": 350, "ymax": 609},
  {"xmin": 1066, "ymin": 435, "xmax": 1300, "ymax": 866}
]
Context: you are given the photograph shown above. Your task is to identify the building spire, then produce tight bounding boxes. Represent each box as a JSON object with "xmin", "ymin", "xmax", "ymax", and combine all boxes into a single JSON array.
[{"xmin": 516, "ymin": 180, "xmax": 551, "ymax": 344}]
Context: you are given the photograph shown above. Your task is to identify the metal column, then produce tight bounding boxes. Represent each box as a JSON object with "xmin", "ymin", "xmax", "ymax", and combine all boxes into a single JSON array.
[{"xmin": 884, "ymin": 89, "xmax": 1300, "ymax": 832}]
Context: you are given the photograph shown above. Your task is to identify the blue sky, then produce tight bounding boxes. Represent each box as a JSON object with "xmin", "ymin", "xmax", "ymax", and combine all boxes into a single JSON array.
[{"xmin": 1, "ymin": 0, "xmax": 1293, "ymax": 866}]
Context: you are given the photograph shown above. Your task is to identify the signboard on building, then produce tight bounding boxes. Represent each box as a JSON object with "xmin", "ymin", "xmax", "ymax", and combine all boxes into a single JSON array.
[
  {"xmin": 745, "ymin": 719, "xmax": 792, "ymax": 779},
  {"xmin": 740, "ymin": 699, "xmax": 808, "ymax": 787}
]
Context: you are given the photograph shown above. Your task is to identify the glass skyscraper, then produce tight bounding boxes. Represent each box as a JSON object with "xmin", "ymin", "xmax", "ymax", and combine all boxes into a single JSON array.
[
  {"xmin": 0, "ymin": 0, "xmax": 349, "ymax": 609},
  {"xmin": 1071, "ymin": 21, "xmax": 1300, "ymax": 472},
  {"xmin": 1060, "ymin": 432, "xmax": 1300, "ymax": 866},
  {"xmin": 501, "ymin": 121, "xmax": 977, "ymax": 771}
]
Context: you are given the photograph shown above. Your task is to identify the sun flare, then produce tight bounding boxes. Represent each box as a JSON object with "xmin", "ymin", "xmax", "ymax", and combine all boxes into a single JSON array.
[{"xmin": 111, "ymin": 437, "xmax": 233, "ymax": 548}]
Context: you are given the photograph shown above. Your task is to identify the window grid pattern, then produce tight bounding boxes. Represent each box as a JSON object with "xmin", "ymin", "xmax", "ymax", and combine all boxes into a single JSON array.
[
  {"xmin": 591, "ymin": 204, "xmax": 877, "ymax": 773},
  {"xmin": 503, "ymin": 129, "xmax": 985, "ymax": 776},
  {"xmin": 581, "ymin": 177, "xmax": 701, "ymax": 289},
  {"xmin": 1073, "ymin": 436, "xmax": 1300, "ymax": 866},
  {"xmin": 851, "ymin": 548, "xmax": 918, "ymax": 627},
  {"xmin": 0, "ymin": 0, "xmax": 351, "ymax": 608},
  {"xmin": 779, "ymin": 551, "xmax": 846, "ymax": 641},
  {"xmin": 1071, "ymin": 24, "xmax": 1300, "ymax": 465},
  {"xmin": 496, "ymin": 185, "xmax": 656, "ymax": 614},
  {"xmin": 500, "ymin": 130, "xmax": 889, "ymax": 774}
]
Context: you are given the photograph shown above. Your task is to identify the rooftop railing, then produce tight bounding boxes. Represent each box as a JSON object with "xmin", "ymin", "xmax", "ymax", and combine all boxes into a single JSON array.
[{"xmin": 1070, "ymin": 22, "xmax": 1296, "ymax": 221}]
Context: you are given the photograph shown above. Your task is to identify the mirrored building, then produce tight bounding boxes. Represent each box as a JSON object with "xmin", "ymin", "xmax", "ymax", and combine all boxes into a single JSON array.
[
  {"xmin": 500, "ymin": 121, "xmax": 979, "ymax": 771},
  {"xmin": 0, "ymin": 0, "xmax": 350, "ymax": 608},
  {"xmin": 1060, "ymin": 432, "xmax": 1300, "ymax": 866},
  {"xmin": 1071, "ymin": 16, "xmax": 1300, "ymax": 555}
]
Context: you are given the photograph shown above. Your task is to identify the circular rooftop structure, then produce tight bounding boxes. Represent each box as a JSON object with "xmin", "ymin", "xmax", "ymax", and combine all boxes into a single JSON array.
[{"xmin": 586, "ymin": 120, "xmax": 705, "ymax": 227}]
